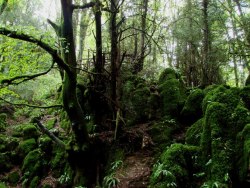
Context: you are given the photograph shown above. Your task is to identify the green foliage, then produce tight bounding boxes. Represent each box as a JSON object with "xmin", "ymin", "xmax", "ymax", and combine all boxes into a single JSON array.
[
  {"xmin": 8, "ymin": 170, "xmax": 20, "ymax": 185},
  {"xmin": 159, "ymin": 78, "xmax": 186, "ymax": 117},
  {"xmin": 202, "ymin": 85, "xmax": 240, "ymax": 114},
  {"xmin": 185, "ymin": 118, "xmax": 204, "ymax": 146},
  {"xmin": 22, "ymin": 124, "xmax": 39, "ymax": 140},
  {"xmin": 158, "ymin": 68, "xmax": 179, "ymax": 85},
  {"xmin": 150, "ymin": 143, "xmax": 199, "ymax": 188},
  {"xmin": 240, "ymin": 86, "xmax": 250, "ymax": 110},
  {"xmin": 0, "ymin": 113, "xmax": 7, "ymax": 132},
  {"xmin": 21, "ymin": 148, "xmax": 44, "ymax": 186},
  {"xmin": 181, "ymin": 89, "xmax": 204, "ymax": 125},
  {"xmin": 0, "ymin": 182, "xmax": 7, "ymax": 188}
]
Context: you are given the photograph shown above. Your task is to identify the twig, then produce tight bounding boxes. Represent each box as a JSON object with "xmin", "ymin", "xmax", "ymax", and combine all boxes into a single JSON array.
[{"xmin": 32, "ymin": 118, "xmax": 65, "ymax": 149}]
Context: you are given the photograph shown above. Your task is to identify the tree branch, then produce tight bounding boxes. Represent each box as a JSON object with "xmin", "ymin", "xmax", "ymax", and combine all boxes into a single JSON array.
[
  {"xmin": 1, "ymin": 62, "xmax": 55, "ymax": 85},
  {"xmin": 0, "ymin": 27, "xmax": 72, "ymax": 77},
  {"xmin": 72, "ymin": 2, "xmax": 95, "ymax": 10},
  {"xmin": 0, "ymin": 0, "xmax": 8, "ymax": 15},
  {"xmin": 32, "ymin": 118, "xmax": 65, "ymax": 149},
  {"xmin": 0, "ymin": 97, "xmax": 63, "ymax": 109}
]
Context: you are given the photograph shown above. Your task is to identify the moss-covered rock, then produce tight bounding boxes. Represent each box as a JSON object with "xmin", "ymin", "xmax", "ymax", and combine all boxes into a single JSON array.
[
  {"xmin": 185, "ymin": 118, "xmax": 203, "ymax": 146},
  {"xmin": 0, "ymin": 152, "xmax": 12, "ymax": 172},
  {"xmin": 159, "ymin": 78, "xmax": 186, "ymax": 117},
  {"xmin": 240, "ymin": 86, "xmax": 250, "ymax": 110},
  {"xmin": 181, "ymin": 89, "xmax": 204, "ymax": 125},
  {"xmin": 38, "ymin": 135, "xmax": 52, "ymax": 152},
  {"xmin": 236, "ymin": 124, "xmax": 250, "ymax": 184},
  {"xmin": 22, "ymin": 124, "xmax": 39, "ymax": 140},
  {"xmin": 149, "ymin": 143, "xmax": 199, "ymax": 188},
  {"xmin": 0, "ymin": 134, "xmax": 19, "ymax": 152},
  {"xmin": 0, "ymin": 113, "xmax": 7, "ymax": 132},
  {"xmin": 51, "ymin": 147, "xmax": 67, "ymax": 178},
  {"xmin": 0, "ymin": 182, "xmax": 7, "ymax": 188},
  {"xmin": 22, "ymin": 149, "xmax": 44, "ymax": 185},
  {"xmin": 149, "ymin": 118, "xmax": 179, "ymax": 151},
  {"xmin": 202, "ymin": 85, "xmax": 240, "ymax": 114},
  {"xmin": 18, "ymin": 138, "xmax": 37, "ymax": 157},
  {"xmin": 8, "ymin": 170, "xmax": 20, "ymax": 185},
  {"xmin": 122, "ymin": 77, "xmax": 153, "ymax": 125},
  {"xmin": 30, "ymin": 176, "xmax": 39, "ymax": 188},
  {"xmin": 158, "ymin": 68, "xmax": 179, "ymax": 85}
]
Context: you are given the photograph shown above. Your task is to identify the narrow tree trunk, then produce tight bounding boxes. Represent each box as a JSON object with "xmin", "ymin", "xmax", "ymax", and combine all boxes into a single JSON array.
[
  {"xmin": 133, "ymin": 0, "xmax": 148, "ymax": 74},
  {"xmin": 110, "ymin": 0, "xmax": 118, "ymax": 110},
  {"xmin": 60, "ymin": 0, "xmax": 89, "ymax": 145},
  {"xmin": 201, "ymin": 0, "xmax": 210, "ymax": 86}
]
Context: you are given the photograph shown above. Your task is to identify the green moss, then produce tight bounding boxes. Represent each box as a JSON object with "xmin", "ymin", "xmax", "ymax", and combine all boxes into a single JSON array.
[
  {"xmin": 149, "ymin": 118, "xmax": 179, "ymax": 151},
  {"xmin": 8, "ymin": 170, "xmax": 20, "ymax": 185},
  {"xmin": 0, "ymin": 183, "xmax": 7, "ymax": 188},
  {"xmin": 11, "ymin": 125, "xmax": 23, "ymax": 137},
  {"xmin": 19, "ymin": 138, "xmax": 37, "ymax": 156},
  {"xmin": 46, "ymin": 118, "xmax": 56, "ymax": 130},
  {"xmin": 185, "ymin": 118, "xmax": 204, "ymax": 146},
  {"xmin": 38, "ymin": 136, "xmax": 52, "ymax": 152},
  {"xmin": 159, "ymin": 78, "xmax": 186, "ymax": 117},
  {"xmin": 0, "ymin": 152, "xmax": 12, "ymax": 172},
  {"xmin": 181, "ymin": 89, "xmax": 204, "ymax": 125},
  {"xmin": 51, "ymin": 147, "xmax": 67, "ymax": 177},
  {"xmin": 22, "ymin": 124, "xmax": 39, "ymax": 140},
  {"xmin": 0, "ymin": 134, "xmax": 19, "ymax": 152},
  {"xmin": 30, "ymin": 176, "xmax": 39, "ymax": 188},
  {"xmin": 240, "ymin": 86, "xmax": 250, "ymax": 110},
  {"xmin": 158, "ymin": 68, "xmax": 178, "ymax": 85},
  {"xmin": 202, "ymin": 86, "xmax": 240, "ymax": 114},
  {"xmin": 236, "ymin": 124, "xmax": 250, "ymax": 183},
  {"xmin": 22, "ymin": 149, "xmax": 43, "ymax": 182},
  {"xmin": 150, "ymin": 143, "xmax": 199, "ymax": 188},
  {"xmin": 0, "ymin": 113, "xmax": 7, "ymax": 132}
]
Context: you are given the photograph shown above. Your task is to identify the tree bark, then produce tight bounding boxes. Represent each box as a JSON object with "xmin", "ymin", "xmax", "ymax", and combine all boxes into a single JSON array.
[
  {"xmin": 60, "ymin": 0, "xmax": 89, "ymax": 145},
  {"xmin": 201, "ymin": 0, "xmax": 210, "ymax": 86}
]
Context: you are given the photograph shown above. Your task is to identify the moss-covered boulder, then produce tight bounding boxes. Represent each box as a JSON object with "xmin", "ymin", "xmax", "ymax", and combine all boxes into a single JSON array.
[
  {"xmin": 159, "ymin": 78, "xmax": 186, "ymax": 117},
  {"xmin": 202, "ymin": 85, "xmax": 240, "ymax": 114},
  {"xmin": 149, "ymin": 143, "xmax": 199, "ymax": 188},
  {"xmin": 22, "ymin": 124, "xmax": 39, "ymax": 140},
  {"xmin": 185, "ymin": 118, "xmax": 203, "ymax": 146},
  {"xmin": 0, "ymin": 113, "xmax": 7, "ymax": 132},
  {"xmin": 18, "ymin": 138, "xmax": 37, "ymax": 159},
  {"xmin": 38, "ymin": 135, "xmax": 52, "ymax": 152},
  {"xmin": 0, "ymin": 152, "xmax": 12, "ymax": 172},
  {"xmin": 240, "ymin": 86, "xmax": 250, "ymax": 110},
  {"xmin": 149, "ymin": 117, "xmax": 179, "ymax": 151},
  {"xmin": 0, "ymin": 134, "xmax": 19, "ymax": 152},
  {"xmin": 122, "ymin": 76, "xmax": 154, "ymax": 125},
  {"xmin": 158, "ymin": 68, "xmax": 179, "ymax": 85},
  {"xmin": 21, "ymin": 149, "xmax": 44, "ymax": 186},
  {"xmin": 8, "ymin": 170, "xmax": 20, "ymax": 185},
  {"xmin": 181, "ymin": 89, "xmax": 204, "ymax": 125},
  {"xmin": 236, "ymin": 124, "xmax": 250, "ymax": 185},
  {"xmin": 198, "ymin": 86, "xmax": 250, "ymax": 186}
]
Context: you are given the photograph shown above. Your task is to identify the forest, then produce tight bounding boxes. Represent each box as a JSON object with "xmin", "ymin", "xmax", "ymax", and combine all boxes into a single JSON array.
[{"xmin": 0, "ymin": 0, "xmax": 250, "ymax": 187}]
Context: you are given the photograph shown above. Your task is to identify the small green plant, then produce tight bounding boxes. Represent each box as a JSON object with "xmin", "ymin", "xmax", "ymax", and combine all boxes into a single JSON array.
[
  {"xmin": 110, "ymin": 160, "xmax": 123, "ymax": 171},
  {"xmin": 58, "ymin": 172, "xmax": 70, "ymax": 185},
  {"xmin": 103, "ymin": 173, "xmax": 120, "ymax": 188}
]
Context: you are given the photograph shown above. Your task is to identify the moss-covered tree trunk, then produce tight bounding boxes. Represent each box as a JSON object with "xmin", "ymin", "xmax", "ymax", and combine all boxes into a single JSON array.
[{"xmin": 60, "ymin": 0, "xmax": 89, "ymax": 145}]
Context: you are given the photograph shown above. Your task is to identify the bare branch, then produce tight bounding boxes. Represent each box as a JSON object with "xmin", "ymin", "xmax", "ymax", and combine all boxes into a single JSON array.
[
  {"xmin": 1, "ymin": 62, "xmax": 55, "ymax": 85},
  {"xmin": 32, "ymin": 118, "xmax": 65, "ymax": 149},
  {"xmin": 72, "ymin": 2, "xmax": 95, "ymax": 10},
  {"xmin": 0, "ymin": 97, "xmax": 63, "ymax": 109},
  {"xmin": 0, "ymin": 27, "xmax": 72, "ymax": 77}
]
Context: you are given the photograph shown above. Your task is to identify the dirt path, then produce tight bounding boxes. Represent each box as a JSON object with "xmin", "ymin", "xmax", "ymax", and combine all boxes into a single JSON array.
[{"xmin": 115, "ymin": 151, "xmax": 154, "ymax": 188}]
